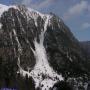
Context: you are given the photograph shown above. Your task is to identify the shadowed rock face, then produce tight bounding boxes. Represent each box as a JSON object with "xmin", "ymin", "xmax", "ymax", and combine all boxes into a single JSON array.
[
  {"xmin": 52, "ymin": 81, "xmax": 72, "ymax": 90},
  {"xmin": 0, "ymin": 5, "xmax": 88, "ymax": 90},
  {"xmin": 44, "ymin": 16, "xmax": 87, "ymax": 77},
  {"xmin": 80, "ymin": 41, "xmax": 90, "ymax": 73},
  {"xmin": 0, "ymin": 7, "xmax": 38, "ymax": 70},
  {"xmin": 80, "ymin": 41, "xmax": 90, "ymax": 57}
]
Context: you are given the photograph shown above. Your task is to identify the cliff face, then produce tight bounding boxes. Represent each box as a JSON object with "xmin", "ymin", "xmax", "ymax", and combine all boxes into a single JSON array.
[
  {"xmin": 80, "ymin": 41, "xmax": 90, "ymax": 74},
  {"xmin": 81, "ymin": 41, "xmax": 90, "ymax": 56},
  {"xmin": 0, "ymin": 5, "xmax": 89, "ymax": 90}
]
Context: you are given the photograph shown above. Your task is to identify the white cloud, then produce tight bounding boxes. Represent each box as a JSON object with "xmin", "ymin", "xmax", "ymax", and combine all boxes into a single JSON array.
[
  {"xmin": 63, "ymin": 1, "xmax": 89, "ymax": 20},
  {"xmin": 88, "ymin": 5, "xmax": 90, "ymax": 11},
  {"xmin": 21, "ymin": 0, "xmax": 55, "ymax": 9},
  {"xmin": 22, "ymin": 0, "xmax": 32, "ymax": 5},
  {"xmin": 82, "ymin": 22, "xmax": 90, "ymax": 29}
]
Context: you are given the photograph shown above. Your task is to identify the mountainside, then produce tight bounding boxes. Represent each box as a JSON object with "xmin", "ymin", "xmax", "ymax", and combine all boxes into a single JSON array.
[
  {"xmin": 0, "ymin": 4, "xmax": 89, "ymax": 90},
  {"xmin": 80, "ymin": 41, "xmax": 90, "ymax": 56},
  {"xmin": 80, "ymin": 41, "xmax": 90, "ymax": 74}
]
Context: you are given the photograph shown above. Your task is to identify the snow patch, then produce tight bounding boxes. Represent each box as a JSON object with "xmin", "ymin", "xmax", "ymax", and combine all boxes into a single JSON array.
[
  {"xmin": 12, "ymin": 29, "xmax": 22, "ymax": 54},
  {"xmin": 28, "ymin": 8, "xmax": 45, "ymax": 19},
  {"xmin": 0, "ymin": 4, "xmax": 17, "ymax": 17}
]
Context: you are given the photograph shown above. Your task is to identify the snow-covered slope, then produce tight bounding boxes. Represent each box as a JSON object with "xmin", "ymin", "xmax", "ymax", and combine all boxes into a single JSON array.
[
  {"xmin": 18, "ymin": 14, "xmax": 63, "ymax": 89},
  {"xmin": 0, "ymin": 4, "xmax": 88, "ymax": 90},
  {"xmin": 19, "ymin": 8, "xmax": 63, "ymax": 90},
  {"xmin": 0, "ymin": 4, "xmax": 63, "ymax": 90},
  {"xmin": 17, "ymin": 8, "xmax": 63, "ymax": 89},
  {"xmin": 0, "ymin": 4, "xmax": 17, "ymax": 16}
]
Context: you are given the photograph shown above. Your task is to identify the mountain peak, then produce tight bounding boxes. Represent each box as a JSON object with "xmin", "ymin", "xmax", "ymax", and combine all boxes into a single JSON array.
[{"xmin": 0, "ymin": 4, "xmax": 17, "ymax": 17}]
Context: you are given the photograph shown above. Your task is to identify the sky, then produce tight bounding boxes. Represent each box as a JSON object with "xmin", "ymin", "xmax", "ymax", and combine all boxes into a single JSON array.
[{"xmin": 0, "ymin": 0, "xmax": 90, "ymax": 41}]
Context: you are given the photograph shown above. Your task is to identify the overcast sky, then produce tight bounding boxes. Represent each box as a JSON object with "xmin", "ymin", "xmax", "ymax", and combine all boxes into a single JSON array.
[{"xmin": 0, "ymin": 0, "xmax": 90, "ymax": 41}]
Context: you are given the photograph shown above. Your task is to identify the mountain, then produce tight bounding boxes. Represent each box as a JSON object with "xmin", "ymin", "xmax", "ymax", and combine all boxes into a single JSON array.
[
  {"xmin": 0, "ymin": 4, "xmax": 89, "ymax": 90},
  {"xmin": 80, "ymin": 41, "xmax": 90, "ymax": 74},
  {"xmin": 80, "ymin": 41, "xmax": 90, "ymax": 57}
]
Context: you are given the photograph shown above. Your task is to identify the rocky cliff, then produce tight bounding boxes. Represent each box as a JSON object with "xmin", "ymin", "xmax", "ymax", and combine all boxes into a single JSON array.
[{"xmin": 0, "ymin": 4, "xmax": 89, "ymax": 90}]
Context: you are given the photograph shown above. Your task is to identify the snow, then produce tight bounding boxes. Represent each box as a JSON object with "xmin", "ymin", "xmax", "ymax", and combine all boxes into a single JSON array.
[
  {"xmin": 0, "ymin": 4, "xmax": 17, "ymax": 17},
  {"xmin": 16, "ymin": 14, "xmax": 25, "ymax": 33},
  {"xmin": 0, "ymin": 4, "xmax": 9, "ymax": 16},
  {"xmin": 26, "ymin": 8, "xmax": 44, "ymax": 27},
  {"xmin": 18, "ymin": 14, "xmax": 63, "ymax": 90},
  {"xmin": 26, "ymin": 7, "xmax": 52, "ymax": 28},
  {"xmin": 12, "ymin": 29, "xmax": 22, "ymax": 54},
  {"xmin": 67, "ymin": 52, "xmax": 73, "ymax": 62},
  {"xmin": 0, "ymin": 4, "xmax": 63, "ymax": 89},
  {"xmin": 27, "ymin": 8, "xmax": 45, "ymax": 19}
]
